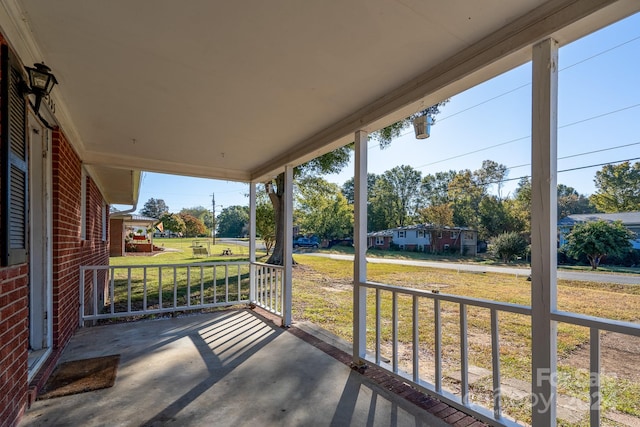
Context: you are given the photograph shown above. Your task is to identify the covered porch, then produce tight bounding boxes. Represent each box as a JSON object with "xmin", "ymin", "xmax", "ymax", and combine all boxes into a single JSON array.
[
  {"xmin": 19, "ymin": 309, "xmax": 455, "ymax": 427},
  {"xmin": 3, "ymin": 1, "xmax": 640, "ymax": 426}
]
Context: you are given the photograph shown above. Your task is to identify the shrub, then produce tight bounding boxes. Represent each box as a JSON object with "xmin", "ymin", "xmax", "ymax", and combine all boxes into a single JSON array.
[{"xmin": 491, "ymin": 232, "xmax": 528, "ymax": 263}]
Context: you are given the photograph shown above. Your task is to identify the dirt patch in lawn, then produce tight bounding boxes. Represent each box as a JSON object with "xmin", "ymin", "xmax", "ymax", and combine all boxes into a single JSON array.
[{"xmin": 560, "ymin": 325, "xmax": 640, "ymax": 382}]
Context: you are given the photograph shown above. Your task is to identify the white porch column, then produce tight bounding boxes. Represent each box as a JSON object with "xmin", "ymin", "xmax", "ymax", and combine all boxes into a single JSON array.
[
  {"xmin": 249, "ymin": 182, "xmax": 256, "ymax": 302},
  {"xmin": 353, "ymin": 130, "xmax": 368, "ymax": 365},
  {"xmin": 282, "ymin": 165, "xmax": 294, "ymax": 327},
  {"xmin": 530, "ymin": 37, "xmax": 559, "ymax": 426}
]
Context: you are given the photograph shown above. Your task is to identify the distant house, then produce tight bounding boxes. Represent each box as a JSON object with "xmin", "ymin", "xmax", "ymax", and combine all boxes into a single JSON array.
[
  {"xmin": 558, "ymin": 212, "xmax": 640, "ymax": 249},
  {"xmin": 109, "ymin": 213, "xmax": 160, "ymax": 256},
  {"xmin": 368, "ymin": 224, "xmax": 478, "ymax": 256}
]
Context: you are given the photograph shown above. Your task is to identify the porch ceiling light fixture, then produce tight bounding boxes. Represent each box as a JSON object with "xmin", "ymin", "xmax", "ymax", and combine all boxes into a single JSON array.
[
  {"xmin": 24, "ymin": 62, "xmax": 58, "ymax": 114},
  {"xmin": 413, "ymin": 114, "xmax": 433, "ymax": 139}
]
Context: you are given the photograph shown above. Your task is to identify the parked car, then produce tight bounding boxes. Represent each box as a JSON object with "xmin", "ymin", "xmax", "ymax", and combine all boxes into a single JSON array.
[{"xmin": 293, "ymin": 236, "xmax": 319, "ymax": 248}]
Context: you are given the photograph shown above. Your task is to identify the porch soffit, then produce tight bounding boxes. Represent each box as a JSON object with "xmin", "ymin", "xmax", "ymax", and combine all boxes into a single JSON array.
[{"xmin": 0, "ymin": 1, "xmax": 639, "ymax": 202}]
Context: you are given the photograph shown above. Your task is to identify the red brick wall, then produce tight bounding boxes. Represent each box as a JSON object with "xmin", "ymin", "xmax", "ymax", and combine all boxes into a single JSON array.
[
  {"xmin": 51, "ymin": 129, "xmax": 109, "ymax": 349},
  {"xmin": 0, "ymin": 265, "xmax": 29, "ymax": 426},
  {"xmin": 0, "ymin": 122, "xmax": 110, "ymax": 425}
]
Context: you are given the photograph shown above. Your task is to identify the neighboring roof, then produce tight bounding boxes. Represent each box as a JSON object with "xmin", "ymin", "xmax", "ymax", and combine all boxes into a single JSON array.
[
  {"xmin": 110, "ymin": 213, "xmax": 159, "ymax": 224},
  {"xmin": 558, "ymin": 212, "xmax": 640, "ymax": 227}
]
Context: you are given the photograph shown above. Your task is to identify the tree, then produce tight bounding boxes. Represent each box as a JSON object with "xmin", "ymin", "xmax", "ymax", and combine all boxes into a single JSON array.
[
  {"xmin": 473, "ymin": 160, "xmax": 508, "ymax": 199},
  {"xmin": 296, "ymin": 177, "xmax": 353, "ymax": 239},
  {"xmin": 140, "ymin": 198, "xmax": 169, "ymax": 219},
  {"xmin": 491, "ymin": 232, "xmax": 528, "ymax": 263},
  {"xmin": 341, "ymin": 173, "xmax": 379, "ymax": 205},
  {"xmin": 564, "ymin": 220, "xmax": 634, "ymax": 270},
  {"xmin": 255, "ymin": 189, "xmax": 276, "ymax": 255},
  {"xmin": 420, "ymin": 170, "xmax": 457, "ymax": 207},
  {"xmin": 557, "ymin": 184, "xmax": 595, "ymax": 220},
  {"xmin": 179, "ymin": 213, "xmax": 207, "ymax": 237},
  {"xmin": 264, "ymin": 145, "xmax": 352, "ymax": 265},
  {"xmin": 216, "ymin": 206, "xmax": 249, "ymax": 238},
  {"xmin": 417, "ymin": 203, "xmax": 454, "ymax": 226},
  {"xmin": 160, "ymin": 213, "xmax": 185, "ymax": 235},
  {"xmin": 371, "ymin": 102, "xmax": 449, "ymax": 148},
  {"xmin": 590, "ymin": 161, "xmax": 640, "ymax": 212}
]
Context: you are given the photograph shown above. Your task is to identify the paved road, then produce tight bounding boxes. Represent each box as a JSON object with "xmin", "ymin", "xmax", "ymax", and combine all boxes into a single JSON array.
[{"xmin": 305, "ymin": 253, "xmax": 640, "ymax": 285}]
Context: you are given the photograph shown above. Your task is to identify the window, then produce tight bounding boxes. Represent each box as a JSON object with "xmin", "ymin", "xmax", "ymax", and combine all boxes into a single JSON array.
[
  {"xmin": 418, "ymin": 230, "xmax": 424, "ymax": 238},
  {"xmin": 444, "ymin": 244, "xmax": 450, "ymax": 250},
  {"xmin": 465, "ymin": 232, "xmax": 475, "ymax": 240},
  {"xmin": 101, "ymin": 202, "xmax": 107, "ymax": 241},
  {"xmin": 397, "ymin": 231, "xmax": 405, "ymax": 238},
  {"xmin": 1, "ymin": 45, "xmax": 28, "ymax": 266},
  {"xmin": 438, "ymin": 231, "xmax": 443, "ymax": 239},
  {"xmin": 376, "ymin": 236, "xmax": 384, "ymax": 245},
  {"xmin": 451, "ymin": 231, "xmax": 459, "ymax": 240}
]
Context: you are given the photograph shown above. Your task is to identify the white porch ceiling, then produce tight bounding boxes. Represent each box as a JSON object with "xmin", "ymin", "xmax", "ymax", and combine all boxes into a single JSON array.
[{"xmin": 1, "ymin": 0, "xmax": 639, "ymax": 205}]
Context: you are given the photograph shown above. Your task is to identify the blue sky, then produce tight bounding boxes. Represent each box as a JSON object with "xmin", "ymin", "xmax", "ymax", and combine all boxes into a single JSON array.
[{"xmin": 131, "ymin": 12, "xmax": 640, "ymax": 214}]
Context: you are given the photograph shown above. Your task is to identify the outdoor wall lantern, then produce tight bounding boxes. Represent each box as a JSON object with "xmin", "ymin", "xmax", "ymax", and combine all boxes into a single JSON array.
[
  {"xmin": 413, "ymin": 114, "xmax": 433, "ymax": 139},
  {"xmin": 24, "ymin": 62, "xmax": 58, "ymax": 114}
]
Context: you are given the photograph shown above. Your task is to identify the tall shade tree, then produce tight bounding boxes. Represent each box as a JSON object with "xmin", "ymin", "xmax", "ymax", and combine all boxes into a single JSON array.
[
  {"xmin": 296, "ymin": 177, "xmax": 353, "ymax": 239},
  {"xmin": 264, "ymin": 146, "xmax": 352, "ymax": 265},
  {"xmin": 590, "ymin": 161, "xmax": 640, "ymax": 212},
  {"xmin": 179, "ymin": 213, "xmax": 207, "ymax": 237},
  {"xmin": 341, "ymin": 173, "xmax": 379, "ymax": 205},
  {"xmin": 160, "ymin": 213, "xmax": 185, "ymax": 235},
  {"xmin": 140, "ymin": 198, "xmax": 169, "ymax": 219},
  {"xmin": 417, "ymin": 203, "xmax": 454, "ymax": 226},
  {"xmin": 557, "ymin": 184, "xmax": 595, "ymax": 220},
  {"xmin": 474, "ymin": 160, "xmax": 508, "ymax": 199},
  {"xmin": 564, "ymin": 220, "xmax": 634, "ymax": 270},
  {"xmin": 216, "ymin": 206, "xmax": 249, "ymax": 238},
  {"xmin": 380, "ymin": 165, "xmax": 422, "ymax": 227},
  {"xmin": 448, "ymin": 169, "xmax": 483, "ymax": 229},
  {"xmin": 420, "ymin": 170, "xmax": 457, "ymax": 207}
]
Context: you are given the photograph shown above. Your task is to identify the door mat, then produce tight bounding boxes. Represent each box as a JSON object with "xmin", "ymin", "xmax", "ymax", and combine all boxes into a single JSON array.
[{"xmin": 38, "ymin": 354, "xmax": 120, "ymax": 400}]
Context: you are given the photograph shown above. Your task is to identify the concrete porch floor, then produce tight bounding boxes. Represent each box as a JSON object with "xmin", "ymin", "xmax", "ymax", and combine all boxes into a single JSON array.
[{"xmin": 20, "ymin": 309, "xmax": 459, "ymax": 427}]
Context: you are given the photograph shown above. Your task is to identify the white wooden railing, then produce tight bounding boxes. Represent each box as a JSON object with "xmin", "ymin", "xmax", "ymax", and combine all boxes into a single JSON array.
[
  {"xmin": 359, "ymin": 281, "xmax": 640, "ymax": 427},
  {"xmin": 79, "ymin": 261, "xmax": 286, "ymax": 326},
  {"xmin": 251, "ymin": 262, "xmax": 285, "ymax": 317}
]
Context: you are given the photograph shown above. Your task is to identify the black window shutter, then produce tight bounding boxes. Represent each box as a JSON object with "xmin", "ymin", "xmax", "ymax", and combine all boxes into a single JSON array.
[{"xmin": 1, "ymin": 44, "xmax": 28, "ymax": 266}]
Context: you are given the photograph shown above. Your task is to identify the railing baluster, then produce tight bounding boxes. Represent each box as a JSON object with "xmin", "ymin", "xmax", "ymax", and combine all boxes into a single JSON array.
[
  {"xmin": 392, "ymin": 291, "xmax": 398, "ymax": 373},
  {"xmin": 213, "ymin": 265, "xmax": 218, "ymax": 304},
  {"xmin": 173, "ymin": 267, "xmax": 177, "ymax": 308},
  {"xmin": 270, "ymin": 267, "xmax": 274, "ymax": 309},
  {"xmin": 225, "ymin": 264, "xmax": 229, "ymax": 302},
  {"xmin": 413, "ymin": 294, "xmax": 419, "ymax": 383},
  {"xmin": 435, "ymin": 298, "xmax": 442, "ymax": 393},
  {"xmin": 110, "ymin": 267, "xmax": 115, "ymax": 314},
  {"xmin": 127, "ymin": 267, "xmax": 132, "ymax": 314},
  {"xmin": 491, "ymin": 308, "xmax": 501, "ymax": 419},
  {"xmin": 590, "ymin": 328, "xmax": 601, "ymax": 427},
  {"xmin": 187, "ymin": 266, "xmax": 192, "ymax": 307},
  {"xmin": 200, "ymin": 265, "xmax": 204, "ymax": 306},
  {"xmin": 158, "ymin": 267, "xmax": 163, "ymax": 309},
  {"xmin": 460, "ymin": 303, "xmax": 469, "ymax": 405},
  {"xmin": 376, "ymin": 289, "xmax": 381, "ymax": 365},
  {"xmin": 79, "ymin": 268, "xmax": 85, "ymax": 326},
  {"xmin": 92, "ymin": 269, "xmax": 98, "ymax": 318},
  {"xmin": 143, "ymin": 267, "xmax": 148, "ymax": 312},
  {"xmin": 237, "ymin": 264, "xmax": 241, "ymax": 302}
]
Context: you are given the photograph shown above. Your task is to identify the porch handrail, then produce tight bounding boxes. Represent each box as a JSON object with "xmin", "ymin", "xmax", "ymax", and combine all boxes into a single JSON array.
[
  {"xmin": 359, "ymin": 280, "xmax": 640, "ymax": 427},
  {"xmin": 250, "ymin": 262, "xmax": 285, "ymax": 318},
  {"xmin": 79, "ymin": 261, "xmax": 251, "ymax": 326}
]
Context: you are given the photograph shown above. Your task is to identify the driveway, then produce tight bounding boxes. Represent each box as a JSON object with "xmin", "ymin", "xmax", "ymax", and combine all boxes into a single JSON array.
[{"xmin": 306, "ymin": 253, "xmax": 640, "ymax": 285}]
